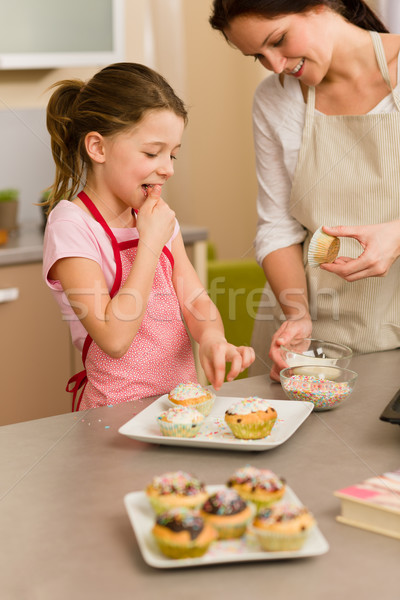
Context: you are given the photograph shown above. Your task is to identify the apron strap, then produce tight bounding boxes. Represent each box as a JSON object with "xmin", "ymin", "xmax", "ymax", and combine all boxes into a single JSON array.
[
  {"xmin": 370, "ymin": 31, "xmax": 400, "ymax": 111},
  {"xmin": 66, "ymin": 191, "xmax": 123, "ymax": 411}
]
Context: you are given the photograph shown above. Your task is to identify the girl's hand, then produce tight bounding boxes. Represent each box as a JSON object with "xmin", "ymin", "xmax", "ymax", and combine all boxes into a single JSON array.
[
  {"xmin": 199, "ymin": 333, "xmax": 255, "ymax": 390},
  {"xmin": 136, "ymin": 185, "xmax": 176, "ymax": 254},
  {"xmin": 320, "ymin": 222, "xmax": 400, "ymax": 281},
  {"xmin": 268, "ymin": 316, "xmax": 312, "ymax": 382}
]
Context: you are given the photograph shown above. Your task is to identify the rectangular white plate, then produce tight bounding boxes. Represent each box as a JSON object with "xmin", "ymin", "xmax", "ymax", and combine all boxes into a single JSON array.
[
  {"xmin": 124, "ymin": 484, "xmax": 329, "ymax": 569},
  {"xmin": 118, "ymin": 395, "xmax": 313, "ymax": 451}
]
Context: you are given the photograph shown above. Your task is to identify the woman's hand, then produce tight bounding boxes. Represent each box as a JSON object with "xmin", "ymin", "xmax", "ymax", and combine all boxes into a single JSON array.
[
  {"xmin": 198, "ymin": 332, "xmax": 255, "ymax": 391},
  {"xmin": 268, "ymin": 316, "xmax": 313, "ymax": 382},
  {"xmin": 320, "ymin": 222, "xmax": 400, "ymax": 281}
]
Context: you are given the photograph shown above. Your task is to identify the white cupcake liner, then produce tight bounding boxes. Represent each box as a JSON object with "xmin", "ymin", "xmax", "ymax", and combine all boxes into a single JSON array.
[
  {"xmin": 308, "ymin": 226, "xmax": 340, "ymax": 268},
  {"xmin": 249, "ymin": 524, "xmax": 313, "ymax": 551},
  {"xmin": 157, "ymin": 419, "xmax": 203, "ymax": 438}
]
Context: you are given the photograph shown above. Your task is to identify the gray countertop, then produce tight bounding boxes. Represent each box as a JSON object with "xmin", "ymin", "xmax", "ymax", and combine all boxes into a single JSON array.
[
  {"xmin": 1, "ymin": 350, "xmax": 400, "ymax": 600},
  {"xmin": 0, "ymin": 222, "xmax": 209, "ymax": 267}
]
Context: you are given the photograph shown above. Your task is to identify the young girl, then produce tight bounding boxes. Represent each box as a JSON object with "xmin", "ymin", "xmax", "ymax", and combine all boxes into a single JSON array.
[{"xmin": 43, "ymin": 62, "xmax": 255, "ymax": 410}]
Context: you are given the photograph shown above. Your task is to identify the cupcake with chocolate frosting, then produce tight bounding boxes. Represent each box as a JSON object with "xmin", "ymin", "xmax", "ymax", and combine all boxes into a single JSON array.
[
  {"xmin": 200, "ymin": 487, "xmax": 254, "ymax": 539},
  {"xmin": 152, "ymin": 507, "xmax": 218, "ymax": 558}
]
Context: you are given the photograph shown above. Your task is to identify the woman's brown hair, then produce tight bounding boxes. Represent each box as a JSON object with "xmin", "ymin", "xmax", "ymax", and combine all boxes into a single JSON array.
[
  {"xmin": 45, "ymin": 63, "xmax": 188, "ymax": 211},
  {"xmin": 209, "ymin": 0, "xmax": 388, "ymax": 36}
]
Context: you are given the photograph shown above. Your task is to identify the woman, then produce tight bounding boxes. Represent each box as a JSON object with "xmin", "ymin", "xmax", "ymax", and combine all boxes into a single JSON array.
[{"xmin": 210, "ymin": 1, "xmax": 400, "ymax": 379}]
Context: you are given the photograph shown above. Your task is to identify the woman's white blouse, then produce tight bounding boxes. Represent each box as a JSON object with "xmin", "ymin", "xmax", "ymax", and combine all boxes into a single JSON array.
[{"xmin": 252, "ymin": 66, "xmax": 400, "ymax": 266}]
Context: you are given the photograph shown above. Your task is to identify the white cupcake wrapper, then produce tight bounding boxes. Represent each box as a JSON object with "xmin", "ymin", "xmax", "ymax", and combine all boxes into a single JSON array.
[
  {"xmin": 157, "ymin": 420, "xmax": 203, "ymax": 438},
  {"xmin": 308, "ymin": 226, "xmax": 340, "ymax": 268}
]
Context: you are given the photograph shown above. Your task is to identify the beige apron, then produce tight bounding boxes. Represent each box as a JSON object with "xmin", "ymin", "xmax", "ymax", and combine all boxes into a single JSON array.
[{"xmin": 251, "ymin": 31, "xmax": 400, "ymax": 375}]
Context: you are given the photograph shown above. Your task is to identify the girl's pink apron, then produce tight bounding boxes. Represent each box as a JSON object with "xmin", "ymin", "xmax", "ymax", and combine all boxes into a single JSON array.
[{"xmin": 67, "ymin": 191, "xmax": 197, "ymax": 411}]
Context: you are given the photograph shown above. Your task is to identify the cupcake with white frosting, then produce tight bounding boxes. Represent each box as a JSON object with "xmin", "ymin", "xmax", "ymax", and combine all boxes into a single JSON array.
[
  {"xmin": 224, "ymin": 397, "xmax": 277, "ymax": 440},
  {"xmin": 168, "ymin": 382, "xmax": 215, "ymax": 416},
  {"xmin": 157, "ymin": 406, "xmax": 204, "ymax": 438}
]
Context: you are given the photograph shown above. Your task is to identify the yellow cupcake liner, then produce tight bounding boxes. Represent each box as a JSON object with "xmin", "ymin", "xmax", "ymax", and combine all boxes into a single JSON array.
[
  {"xmin": 204, "ymin": 506, "xmax": 255, "ymax": 539},
  {"xmin": 226, "ymin": 419, "xmax": 276, "ymax": 440},
  {"xmin": 148, "ymin": 495, "xmax": 205, "ymax": 515},
  {"xmin": 308, "ymin": 226, "xmax": 340, "ymax": 268},
  {"xmin": 153, "ymin": 536, "xmax": 212, "ymax": 558},
  {"xmin": 242, "ymin": 495, "xmax": 284, "ymax": 513}
]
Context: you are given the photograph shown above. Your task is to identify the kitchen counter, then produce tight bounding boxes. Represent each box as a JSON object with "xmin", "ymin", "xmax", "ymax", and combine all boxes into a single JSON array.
[{"xmin": 1, "ymin": 350, "xmax": 399, "ymax": 600}]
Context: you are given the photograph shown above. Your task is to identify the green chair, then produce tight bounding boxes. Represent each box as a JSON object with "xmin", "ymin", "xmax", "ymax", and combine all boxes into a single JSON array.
[{"xmin": 207, "ymin": 244, "xmax": 266, "ymax": 379}]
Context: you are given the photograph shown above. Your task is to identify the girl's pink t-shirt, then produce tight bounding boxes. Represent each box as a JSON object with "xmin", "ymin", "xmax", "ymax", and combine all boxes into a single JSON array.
[{"xmin": 42, "ymin": 200, "xmax": 179, "ymax": 351}]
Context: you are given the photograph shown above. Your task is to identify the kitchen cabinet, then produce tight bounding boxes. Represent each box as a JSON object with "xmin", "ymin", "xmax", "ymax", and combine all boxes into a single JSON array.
[{"xmin": 0, "ymin": 262, "xmax": 72, "ymax": 425}]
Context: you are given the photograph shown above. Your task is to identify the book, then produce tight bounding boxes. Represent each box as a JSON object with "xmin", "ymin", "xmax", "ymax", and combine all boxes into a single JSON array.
[{"xmin": 334, "ymin": 469, "xmax": 400, "ymax": 540}]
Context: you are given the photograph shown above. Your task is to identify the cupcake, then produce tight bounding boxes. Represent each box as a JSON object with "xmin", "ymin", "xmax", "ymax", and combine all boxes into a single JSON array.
[
  {"xmin": 308, "ymin": 226, "xmax": 340, "ymax": 268},
  {"xmin": 152, "ymin": 507, "xmax": 218, "ymax": 558},
  {"xmin": 250, "ymin": 503, "xmax": 315, "ymax": 551},
  {"xmin": 168, "ymin": 382, "xmax": 215, "ymax": 416},
  {"xmin": 224, "ymin": 397, "xmax": 277, "ymax": 440},
  {"xmin": 157, "ymin": 406, "xmax": 204, "ymax": 438},
  {"xmin": 200, "ymin": 487, "xmax": 254, "ymax": 539},
  {"xmin": 146, "ymin": 471, "xmax": 208, "ymax": 514},
  {"xmin": 227, "ymin": 465, "xmax": 286, "ymax": 510}
]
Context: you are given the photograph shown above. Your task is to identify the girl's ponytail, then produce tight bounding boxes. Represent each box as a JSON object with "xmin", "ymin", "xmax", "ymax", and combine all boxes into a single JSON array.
[
  {"xmin": 341, "ymin": 0, "xmax": 388, "ymax": 32},
  {"xmin": 45, "ymin": 80, "xmax": 85, "ymax": 211}
]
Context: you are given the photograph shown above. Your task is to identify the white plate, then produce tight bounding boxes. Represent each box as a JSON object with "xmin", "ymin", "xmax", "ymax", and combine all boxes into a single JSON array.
[
  {"xmin": 124, "ymin": 484, "xmax": 329, "ymax": 569},
  {"xmin": 118, "ymin": 395, "xmax": 313, "ymax": 451}
]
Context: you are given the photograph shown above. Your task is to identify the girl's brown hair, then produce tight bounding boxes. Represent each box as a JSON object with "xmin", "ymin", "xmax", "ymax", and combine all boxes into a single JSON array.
[
  {"xmin": 45, "ymin": 63, "xmax": 188, "ymax": 211},
  {"xmin": 209, "ymin": 0, "xmax": 388, "ymax": 36}
]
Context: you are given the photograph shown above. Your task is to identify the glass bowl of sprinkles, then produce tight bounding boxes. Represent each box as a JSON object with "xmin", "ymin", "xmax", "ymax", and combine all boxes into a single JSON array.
[
  {"xmin": 280, "ymin": 338, "xmax": 352, "ymax": 369},
  {"xmin": 280, "ymin": 365, "xmax": 358, "ymax": 411}
]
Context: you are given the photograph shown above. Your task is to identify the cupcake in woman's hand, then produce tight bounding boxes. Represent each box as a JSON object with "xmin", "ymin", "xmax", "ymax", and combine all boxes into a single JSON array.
[
  {"xmin": 227, "ymin": 465, "xmax": 286, "ymax": 511},
  {"xmin": 152, "ymin": 507, "xmax": 218, "ymax": 558},
  {"xmin": 308, "ymin": 226, "xmax": 340, "ymax": 268},
  {"xmin": 157, "ymin": 406, "xmax": 204, "ymax": 438},
  {"xmin": 250, "ymin": 503, "xmax": 315, "ymax": 551},
  {"xmin": 224, "ymin": 397, "xmax": 277, "ymax": 439},
  {"xmin": 146, "ymin": 471, "xmax": 208, "ymax": 514},
  {"xmin": 200, "ymin": 488, "xmax": 254, "ymax": 539},
  {"xmin": 168, "ymin": 382, "xmax": 215, "ymax": 416}
]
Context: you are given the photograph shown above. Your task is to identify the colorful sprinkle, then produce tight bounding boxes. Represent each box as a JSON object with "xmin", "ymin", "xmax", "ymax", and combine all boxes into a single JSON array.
[
  {"xmin": 226, "ymin": 397, "xmax": 275, "ymax": 415},
  {"xmin": 158, "ymin": 406, "xmax": 204, "ymax": 425},
  {"xmin": 227, "ymin": 466, "xmax": 285, "ymax": 492},
  {"xmin": 282, "ymin": 374, "xmax": 351, "ymax": 409},
  {"xmin": 149, "ymin": 471, "xmax": 206, "ymax": 496},
  {"xmin": 169, "ymin": 382, "xmax": 209, "ymax": 400},
  {"xmin": 202, "ymin": 489, "xmax": 247, "ymax": 516}
]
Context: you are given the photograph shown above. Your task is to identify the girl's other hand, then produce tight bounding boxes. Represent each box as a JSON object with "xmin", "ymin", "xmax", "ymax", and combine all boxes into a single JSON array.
[
  {"xmin": 320, "ymin": 222, "xmax": 400, "ymax": 281},
  {"xmin": 268, "ymin": 316, "xmax": 312, "ymax": 382},
  {"xmin": 199, "ymin": 333, "xmax": 255, "ymax": 390},
  {"xmin": 136, "ymin": 184, "xmax": 176, "ymax": 254}
]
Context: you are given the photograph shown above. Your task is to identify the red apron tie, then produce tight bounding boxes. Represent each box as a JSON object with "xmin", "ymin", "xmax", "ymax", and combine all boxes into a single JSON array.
[{"xmin": 66, "ymin": 191, "xmax": 123, "ymax": 411}]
